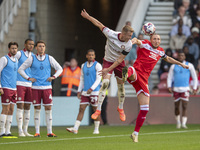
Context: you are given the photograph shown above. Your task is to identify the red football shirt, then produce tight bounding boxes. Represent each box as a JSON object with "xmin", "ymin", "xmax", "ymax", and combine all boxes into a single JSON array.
[{"xmin": 133, "ymin": 39, "xmax": 166, "ymax": 82}]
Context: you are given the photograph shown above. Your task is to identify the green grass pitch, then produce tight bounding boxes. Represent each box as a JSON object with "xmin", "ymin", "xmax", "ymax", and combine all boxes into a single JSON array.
[{"xmin": 0, "ymin": 124, "xmax": 200, "ymax": 150}]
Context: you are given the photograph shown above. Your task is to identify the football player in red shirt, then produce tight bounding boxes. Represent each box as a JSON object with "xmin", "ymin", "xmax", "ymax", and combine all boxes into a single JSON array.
[{"xmin": 122, "ymin": 34, "xmax": 188, "ymax": 142}]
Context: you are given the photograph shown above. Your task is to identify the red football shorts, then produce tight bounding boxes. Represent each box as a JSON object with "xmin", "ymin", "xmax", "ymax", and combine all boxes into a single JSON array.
[
  {"xmin": 127, "ymin": 67, "xmax": 150, "ymax": 97},
  {"xmin": 103, "ymin": 59, "xmax": 125, "ymax": 79},
  {"xmin": 17, "ymin": 85, "xmax": 32, "ymax": 104},
  {"xmin": 80, "ymin": 95, "xmax": 98, "ymax": 106},
  {"xmin": 1, "ymin": 88, "xmax": 17, "ymax": 105},
  {"xmin": 32, "ymin": 89, "xmax": 53, "ymax": 106},
  {"xmin": 173, "ymin": 91, "xmax": 189, "ymax": 102}
]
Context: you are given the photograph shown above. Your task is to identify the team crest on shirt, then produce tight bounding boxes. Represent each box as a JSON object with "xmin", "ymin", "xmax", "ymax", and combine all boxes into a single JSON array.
[
  {"xmin": 86, "ymin": 70, "xmax": 89, "ymax": 76},
  {"xmin": 121, "ymin": 45, "xmax": 125, "ymax": 50},
  {"xmin": 40, "ymin": 63, "xmax": 44, "ymax": 70},
  {"xmin": 14, "ymin": 64, "xmax": 17, "ymax": 71}
]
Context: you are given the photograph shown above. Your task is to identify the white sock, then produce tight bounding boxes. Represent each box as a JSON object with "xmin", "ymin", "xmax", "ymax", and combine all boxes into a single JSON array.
[
  {"xmin": 5, "ymin": 115, "xmax": 13, "ymax": 135},
  {"xmin": 34, "ymin": 109, "xmax": 41, "ymax": 134},
  {"xmin": 16, "ymin": 108, "xmax": 23, "ymax": 133},
  {"xmin": 134, "ymin": 131, "xmax": 139, "ymax": 135},
  {"xmin": 118, "ymin": 84, "xmax": 125, "ymax": 109},
  {"xmin": 74, "ymin": 120, "xmax": 81, "ymax": 131},
  {"xmin": 175, "ymin": 115, "xmax": 181, "ymax": 124},
  {"xmin": 23, "ymin": 110, "xmax": 30, "ymax": 133},
  {"xmin": 45, "ymin": 110, "xmax": 52, "ymax": 134},
  {"xmin": 0, "ymin": 114, "xmax": 7, "ymax": 135},
  {"xmin": 182, "ymin": 116, "xmax": 187, "ymax": 126},
  {"xmin": 97, "ymin": 104, "xmax": 102, "ymax": 111},
  {"xmin": 94, "ymin": 121, "xmax": 100, "ymax": 131}
]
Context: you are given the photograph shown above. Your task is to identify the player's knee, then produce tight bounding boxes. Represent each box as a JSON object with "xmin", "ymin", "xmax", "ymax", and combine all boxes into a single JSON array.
[
  {"xmin": 182, "ymin": 103, "xmax": 187, "ymax": 110},
  {"xmin": 79, "ymin": 107, "xmax": 86, "ymax": 113},
  {"xmin": 17, "ymin": 103, "xmax": 23, "ymax": 109},
  {"xmin": 102, "ymin": 79, "xmax": 109, "ymax": 90},
  {"xmin": 2, "ymin": 106, "xmax": 9, "ymax": 114},
  {"xmin": 175, "ymin": 108, "xmax": 179, "ymax": 115}
]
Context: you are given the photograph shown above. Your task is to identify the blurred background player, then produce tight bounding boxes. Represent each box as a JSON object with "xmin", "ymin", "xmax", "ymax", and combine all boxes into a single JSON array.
[
  {"xmin": 60, "ymin": 58, "xmax": 81, "ymax": 96},
  {"xmin": 66, "ymin": 49, "xmax": 102, "ymax": 134},
  {"xmin": 15, "ymin": 39, "xmax": 34, "ymax": 137},
  {"xmin": 18, "ymin": 40, "xmax": 63, "ymax": 137},
  {"xmin": 167, "ymin": 50, "xmax": 197, "ymax": 129},
  {"xmin": 0, "ymin": 42, "xmax": 18, "ymax": 137},
  {"xmin": 122, "ymin": 34, "xmax": 189, "ymax": 142},
  {"xmin": 81, "ymin": 9, "xmax": 133, "ymax": 122}
]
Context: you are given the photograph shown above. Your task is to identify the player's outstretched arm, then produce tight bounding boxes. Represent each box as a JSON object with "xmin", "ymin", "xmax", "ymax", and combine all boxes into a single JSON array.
[
  {"xmin": 163, "ymin": 56, "xmax": 189, "ymax": 69},
  {"xmin": 131, "ymin": 38, "xmax": 141, "ymax": 46},
  {"xmin": 81, "ymin": 9, "xmax": 105, "ymax": 31},
  {"xmin": 99, "ymin": 54, "xmax": 126, "ymax": 78}
]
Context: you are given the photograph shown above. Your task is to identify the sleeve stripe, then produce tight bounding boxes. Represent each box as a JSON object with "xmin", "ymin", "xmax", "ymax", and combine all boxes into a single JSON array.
[
  {"xmin": 101, "ymin": 26, "xmax": 106, "ymax": 32},
  {"xmin": 122, "ymin": 50, "xmax": 129, "ymax": 55},
  {"xmin": 161, "ymin": 54, "xmax": 167, "ymax": 59}
]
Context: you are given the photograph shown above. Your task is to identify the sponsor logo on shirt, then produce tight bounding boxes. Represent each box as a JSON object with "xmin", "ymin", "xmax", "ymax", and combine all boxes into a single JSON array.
[
  {"xmin": 143, "ymin": 44, "xmax": 164, "ymax": 57},
  {"xmin": 149, "ymin": 52, "xmax": 157, "ymax": 60}
]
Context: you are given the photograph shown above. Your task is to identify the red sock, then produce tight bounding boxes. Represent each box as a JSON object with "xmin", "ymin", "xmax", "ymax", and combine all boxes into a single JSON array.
[
  {"xmin": 128, "ymin": 67, "xmax": 134, "ymax": 78},
  {"xmin": 134, "ymin": 110, "xmax": 149, "ymax": 132}
]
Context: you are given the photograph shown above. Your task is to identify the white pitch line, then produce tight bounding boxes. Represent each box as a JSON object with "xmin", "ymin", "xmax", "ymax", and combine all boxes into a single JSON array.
[{"xmin": 0, "ymin": 129, "xmax": 200, "ymax": 145}]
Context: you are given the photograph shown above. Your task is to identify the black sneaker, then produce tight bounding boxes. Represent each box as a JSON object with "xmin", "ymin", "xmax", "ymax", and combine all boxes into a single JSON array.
[
  {"xmin": 122, "ymin": 66, "xmax": 128, "ymax": 82},
  {"xmin": 2, "ymin": 134, "xmax": 18, "ymax": 138},
  {"xmin": 47, "ymin": 133, "xmax": 57, "ymax": 137},
  {"xmin": 6, "ymin": 134, "xmax": 14, "ymax": 136},
  {"xmin": 0, "ymin": 134, "xmax": 6, "ymax": 137}
]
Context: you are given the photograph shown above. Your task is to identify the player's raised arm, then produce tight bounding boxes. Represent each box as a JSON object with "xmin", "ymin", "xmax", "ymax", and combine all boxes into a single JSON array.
[
  {"xmin": 131, "ymin": 38, "xmax": 141, "ymax": 46},
  {"xmin": 81, "ymin": 9, "xmax": 105, "ymax": 31},
  {"xmin": 163, "ymin": 56, "xmax": 189, "ymax": 69}
]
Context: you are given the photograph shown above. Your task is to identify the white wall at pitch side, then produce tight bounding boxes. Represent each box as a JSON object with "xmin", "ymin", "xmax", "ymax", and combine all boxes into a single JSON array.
[{"xmin": 0, "ymin": 97, "xmax": 90, "ymax": 126}]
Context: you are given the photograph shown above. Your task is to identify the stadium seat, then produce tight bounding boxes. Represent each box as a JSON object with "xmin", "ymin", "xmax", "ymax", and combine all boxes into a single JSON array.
[
  {"xmin": 160, "ymin": 72, "xmax": 168, "ymax": 81},
  {"xmin": 157, "ymin": 80, "xmax": 169, "ymax": 94},
  {"xmin": 157, "ymin": 72, "xmax": 169, "ymax": 94}
]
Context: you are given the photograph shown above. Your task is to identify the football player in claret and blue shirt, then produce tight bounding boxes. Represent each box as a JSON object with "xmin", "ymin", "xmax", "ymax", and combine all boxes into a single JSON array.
[
  {"xmin": 167, "ymin": 50, "xmax": 197, "ymax": 129},
  {"xmin": 0, "ymin": 42, "xmax": 18, "ymax": 137},
  {"xmin": 15, "ymin": 39, "xmax": 34, "ymax": 137},
  {"xmin": 67, "ymin": 49, "xmax": 102, "ymax": 134},
  {"xmin": 18, "ymin": 40, "xmax": 63, "ymax": 137}
]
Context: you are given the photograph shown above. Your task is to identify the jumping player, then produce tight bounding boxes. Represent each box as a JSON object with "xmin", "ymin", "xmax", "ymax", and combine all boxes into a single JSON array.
[
  {"xmin": 122, "ymin": 34, "xmax": 189, "ymax": 142},
  {"xmin": 66, "ymin": 49, "xmax": 102, "ymax": 134},
  {"xmin": 18, "ymin": 40, "xmax": 63, "ymax": 137},
  {"xmin": 81, "ymin": 9, "xmax": 133, "ymax": 122}
]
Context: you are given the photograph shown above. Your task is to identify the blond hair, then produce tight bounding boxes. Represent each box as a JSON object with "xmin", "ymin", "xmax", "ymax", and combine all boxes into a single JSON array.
[{"xmin": 122, "ymin": 25, "xmax": 134, "ymax": 33}]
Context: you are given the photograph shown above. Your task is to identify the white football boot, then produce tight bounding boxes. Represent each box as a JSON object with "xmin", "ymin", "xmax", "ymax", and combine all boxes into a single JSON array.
[
  {"xmin": 93, "ymin": 130, "xmax": 99, "ymax": 134},
  {"xmin": 130, "ymin": 132, "xmax": 138, "ymax": 143},
  {"xmin": 66, "ymin": 127, "xmax": 78, "ymax": 134}
]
